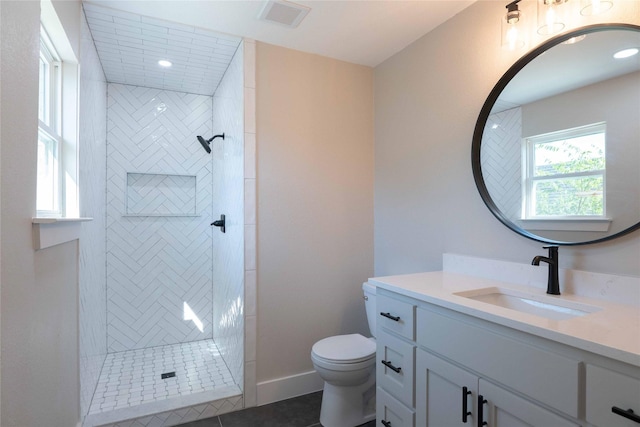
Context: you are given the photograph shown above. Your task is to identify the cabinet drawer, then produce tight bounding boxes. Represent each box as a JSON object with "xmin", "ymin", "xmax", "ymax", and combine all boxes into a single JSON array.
[
  {"xmin": 417, "ymin": 308, "xmax": 580, "ymax": 418},
  {"xmin": 377, "ymin": 329, "xmax": 415, "ymax": 407},
  {"xmin": 586, "ymin": 364, "xmax": 640, "ymax": 427},
  {"xmin": 377, "ymin": 386, "xmax": 415, "ymax": 427},
  {"xmin": 378, "ymin": 294, "xmax": 415, "ymax": 340}
]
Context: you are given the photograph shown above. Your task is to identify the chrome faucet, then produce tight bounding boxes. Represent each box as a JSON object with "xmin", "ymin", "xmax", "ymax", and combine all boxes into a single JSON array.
[{"xmin": 532, "ymin": 245, "xmax": 561, "ymax": 295}]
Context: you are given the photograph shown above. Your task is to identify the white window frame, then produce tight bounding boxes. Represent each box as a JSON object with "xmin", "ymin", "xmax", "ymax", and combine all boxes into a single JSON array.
[
  {"xmin": 522, "ymin": 123, "xmax": 607, "ymax": 221},
  {"xmin": 37, "ymin": 26, "xmax": 63, "ymax": 217},
  {"xmin": 33, "ymin": 0, "xmax": 90, "ymax": 249}
]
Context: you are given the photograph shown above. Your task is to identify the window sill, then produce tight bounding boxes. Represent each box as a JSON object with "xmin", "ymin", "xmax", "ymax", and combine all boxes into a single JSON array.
[
  {"xmin": 32, "ymin": 217, "xmax": 93, "ymax": 250},
  {"xmin": 517, "ymin": 218, "xmax": 611, "ymax": 232}
]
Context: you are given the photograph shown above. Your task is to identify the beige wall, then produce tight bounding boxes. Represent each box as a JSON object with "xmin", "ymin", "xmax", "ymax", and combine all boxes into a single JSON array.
[
  {"xmin": 0, "ymin": 1, "xmax": 81, "ymax": 425},
  {"xmin": 256, "ymin": 42, "xmax": 374, "ymax": 384},
  {"xmin": 374, "ymin": 1, "xmax": 640, "ymax": 277}
]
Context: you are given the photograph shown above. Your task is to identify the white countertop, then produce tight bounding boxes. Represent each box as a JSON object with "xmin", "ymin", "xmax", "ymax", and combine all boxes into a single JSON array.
[{"xmin": 369, "ymin": 270, "xmax": 640, "ymax": 367}]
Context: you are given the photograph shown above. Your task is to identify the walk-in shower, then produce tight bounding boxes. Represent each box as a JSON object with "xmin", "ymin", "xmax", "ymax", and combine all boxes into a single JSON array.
[{"xmin": 79, "ymin": 4, "xmax": 248, "ymax": 426}]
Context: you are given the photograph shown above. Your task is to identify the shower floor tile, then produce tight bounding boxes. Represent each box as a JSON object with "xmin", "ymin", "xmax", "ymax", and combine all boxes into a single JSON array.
[{"xmin": 88, "ymin": 340, "xmax": 238, "ymax": 419}]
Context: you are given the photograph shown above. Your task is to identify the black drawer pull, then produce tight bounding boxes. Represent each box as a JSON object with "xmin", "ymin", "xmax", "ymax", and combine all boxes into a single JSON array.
[
  {"xmin": 381, "ymin": 420, "xmax": 392, "ymax": 427},
  {"xmin": 462, "ymin": 386, "xmax": 472, "ymax": 423},
  {"xmin": 477, "ymin": 395, "xmax": 487, "ymax": 427},
  {"xmin": 382, "ymin": 360, "xmax": 402, "ymax": 373},
  {"xmin": 612, "ymin": 407, "xmax": 640, "ymax": 423},
  {"xmin": 380, "ymin": 312, "xmax": 400, "ymax": 321}
]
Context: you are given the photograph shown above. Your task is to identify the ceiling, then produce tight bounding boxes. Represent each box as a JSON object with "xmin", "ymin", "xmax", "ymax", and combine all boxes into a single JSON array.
[
  {"xmin": 83, "ymin": 0, "xmax": 475, "ymax": 95},
  {"xmin": 492, "ymin": 28, "xmax": 640, "ymax": 113},
  {"xmin": 84, "ymin": 3, "xmax": 242, "ymax": 95}
]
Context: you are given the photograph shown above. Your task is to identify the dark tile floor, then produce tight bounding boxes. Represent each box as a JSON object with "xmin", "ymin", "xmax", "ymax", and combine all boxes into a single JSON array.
[{"xmin": 175, "ymin": 391, "xmax": 376, "ymax": 427}]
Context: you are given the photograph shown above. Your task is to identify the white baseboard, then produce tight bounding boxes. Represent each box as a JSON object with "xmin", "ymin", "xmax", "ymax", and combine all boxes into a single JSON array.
[{"xmin": 256, "ymin": 370, "xmax": 324, "ymax": 406}]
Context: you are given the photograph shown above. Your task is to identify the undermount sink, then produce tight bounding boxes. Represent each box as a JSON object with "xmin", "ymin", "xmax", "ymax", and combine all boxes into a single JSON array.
[{"xmin": 454, "ymin": 287, "xmax": 602, "ymax": 321}]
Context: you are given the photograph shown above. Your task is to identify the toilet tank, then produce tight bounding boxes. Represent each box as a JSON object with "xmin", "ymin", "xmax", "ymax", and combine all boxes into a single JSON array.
[{"xmin": 362, "ymin": 282, "xmax": 377, "ymax": 338}]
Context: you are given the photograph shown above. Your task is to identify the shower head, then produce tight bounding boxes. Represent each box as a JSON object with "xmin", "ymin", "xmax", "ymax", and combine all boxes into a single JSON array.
[
  {"xmin": 197, "ymin": 135, "xmax": 211, "ymax": 153},
  {"xmin": 196, "ymin": 133, "xmax": 225, "ymax": 154}
]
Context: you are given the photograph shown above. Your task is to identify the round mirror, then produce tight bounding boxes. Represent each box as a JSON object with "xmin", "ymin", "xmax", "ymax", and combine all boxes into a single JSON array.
[{"xmin": 472, "ymin": 24, "xmax": 640, "ymax": 245}]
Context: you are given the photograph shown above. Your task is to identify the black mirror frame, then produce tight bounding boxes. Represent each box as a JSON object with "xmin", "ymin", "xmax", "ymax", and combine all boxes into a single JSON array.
[{"xmin": 472, "ymin": 23, "xmax": 640, "ymax": 246}]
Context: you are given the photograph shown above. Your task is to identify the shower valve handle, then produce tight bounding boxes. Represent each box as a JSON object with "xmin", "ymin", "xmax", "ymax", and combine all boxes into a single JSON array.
[{"xmin": 211, "ymin": 214, "xmax": 226, "ymax": 233}]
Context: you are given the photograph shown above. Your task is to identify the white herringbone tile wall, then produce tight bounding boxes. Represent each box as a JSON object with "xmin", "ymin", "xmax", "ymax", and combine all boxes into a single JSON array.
[
  {"xmin": 80, "ymin": 10, "xmax": 109, "ymax": 422},
  {"xmin": 211, "ymin": 43, "xmax": 245, "ymax": 386},
  {"xmin": 106, "ymin": 84, "xmax": 214, "ymax": 352},
  {"xmin": 482, "ymin": 107, "xmax": 522, "ymax": 222}
]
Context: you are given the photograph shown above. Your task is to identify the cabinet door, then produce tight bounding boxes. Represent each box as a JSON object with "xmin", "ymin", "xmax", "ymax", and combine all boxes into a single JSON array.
[
  {"xmin": 416, "ymin": 349, "xmax": 478, "ymax": 426},
  {"xmin": 478, "ymin": 379, "xmax": 580, "ymax": 427}
]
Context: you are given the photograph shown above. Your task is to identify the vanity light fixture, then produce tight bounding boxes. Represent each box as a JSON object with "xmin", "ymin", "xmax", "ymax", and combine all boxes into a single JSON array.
[
  {"xmin": 158, "ymin": 59, "xmax": 172, "ymax": 68},
  {"xmin": 502, "ymin": 0, "xmax": 526, "ymax": 50},
  {"xmin": 580, "ymin": 0, "xmax": 613, "ymax": 15},
  {"xmin": 613, "ymin": 47, "xmax": 639, "ymax": 59},
  {"xmin": 537, "ymin": 0, "xmax": 569, "ymax": 36},
  {"xmin": 499, "ymin": 0, "xmax": 616, "ymax": 50}
]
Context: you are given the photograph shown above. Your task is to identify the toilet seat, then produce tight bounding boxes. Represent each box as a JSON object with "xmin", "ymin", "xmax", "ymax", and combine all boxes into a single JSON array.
[{"xmin": 311, "ymin": 334, "xmax": 376, "ymax": 365}]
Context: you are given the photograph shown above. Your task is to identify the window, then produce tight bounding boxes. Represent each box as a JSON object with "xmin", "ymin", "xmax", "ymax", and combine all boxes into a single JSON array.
[
  {"xmin": 37, "ymin": 27, "xmax": 62, "ymax": 216},
  {"xmin": 523, "ymin": 123, "xmax": 606, "ymax": 219},
  {"xmin": 33, "ymin": 1, "xmax": 86, "ymax": 249}
]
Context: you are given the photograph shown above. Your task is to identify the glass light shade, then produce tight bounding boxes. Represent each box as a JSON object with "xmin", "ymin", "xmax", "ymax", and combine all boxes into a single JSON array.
[
  {"xmin": 537, "ymin": 0, "xmax": 568, "ymax": 36},
  {"xmin": 580, "ymin": 0, "xmax": 613, "ymax": 15},
  {"xmin": 502, "ymin": 12, "xmax": 526, "ymax": 50}
]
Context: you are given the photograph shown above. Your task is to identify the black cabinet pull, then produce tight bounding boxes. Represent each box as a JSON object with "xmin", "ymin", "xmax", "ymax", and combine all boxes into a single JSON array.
[
  {"xmin": 381, "ymin": 360, "xmax": 402, "ymax": 373},
  {"xmin": 381, "ymin": 420, "xmax": 392, "ymax": 427},
  {"xmin": 462, "ymin": 386, "xmax": 472, "ymax": 423},
  {"xmin": 477, "ymin": 395, "xmax": 487, "ymax": 427},
  {"xmin": 612, "ymin": 407, "xmax": 640, "ymax": 423},
  {"xmin": 380, "ymin": 312, "xmax": 400, "ymax": 321}
]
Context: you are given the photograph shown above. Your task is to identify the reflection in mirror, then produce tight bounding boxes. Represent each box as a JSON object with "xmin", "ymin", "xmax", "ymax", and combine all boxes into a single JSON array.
[{"xmin": 473, "ymin": 25, "xmax": 640, "ymax": 245}]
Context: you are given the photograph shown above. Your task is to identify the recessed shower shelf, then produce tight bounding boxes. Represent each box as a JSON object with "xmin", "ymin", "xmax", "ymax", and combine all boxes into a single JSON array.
[{"xmin": 125, "ymin": 172, "xmax": 198, "ymax": 216}]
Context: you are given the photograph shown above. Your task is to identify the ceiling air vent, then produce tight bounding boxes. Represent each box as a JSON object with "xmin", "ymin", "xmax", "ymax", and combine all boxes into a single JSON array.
[{"xmin": 258, "ymin": 0, "xmax": 310, "ymax": 28}]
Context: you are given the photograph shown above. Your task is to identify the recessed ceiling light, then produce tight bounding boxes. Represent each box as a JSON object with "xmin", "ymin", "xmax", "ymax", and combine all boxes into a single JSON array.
[
  {"xmin": 613, "ymin": 48, "xmax": 639, "ymax": 59},
  {"xmin": 158, "ymin": 59, "xmax": 172, "ymax": 67}
]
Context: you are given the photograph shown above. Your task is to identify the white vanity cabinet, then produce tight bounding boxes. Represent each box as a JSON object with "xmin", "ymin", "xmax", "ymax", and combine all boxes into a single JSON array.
[
  {"xmin": 370, "ymin": 268, "xmax": 640, "ymax": 427},
  {"xmin": 375, "ymin": 285, "xmax": 640, "ymax": 427}
]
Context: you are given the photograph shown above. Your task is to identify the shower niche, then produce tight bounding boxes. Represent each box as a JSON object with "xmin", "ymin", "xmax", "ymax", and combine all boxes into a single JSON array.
[{"xmin": 125, "ymin": 173, "xmax": 198, "ymax": 216}]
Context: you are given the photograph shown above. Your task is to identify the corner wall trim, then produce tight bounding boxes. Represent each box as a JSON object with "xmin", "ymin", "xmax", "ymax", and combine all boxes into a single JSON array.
[{"xmin": 256, "ymin": 370, "xmax": 324, "ymax": 406}]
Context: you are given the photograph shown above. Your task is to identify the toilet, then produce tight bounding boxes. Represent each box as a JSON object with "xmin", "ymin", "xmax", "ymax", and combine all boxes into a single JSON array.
[{"xmin": 311, "ymin": 282, "xmax": 377, "ymax": 427}]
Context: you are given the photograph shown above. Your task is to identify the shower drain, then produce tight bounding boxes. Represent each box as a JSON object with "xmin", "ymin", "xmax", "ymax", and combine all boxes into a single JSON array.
[{"xmin": 161, "ymin": 371, "xmax": 176, "ymax": 379}]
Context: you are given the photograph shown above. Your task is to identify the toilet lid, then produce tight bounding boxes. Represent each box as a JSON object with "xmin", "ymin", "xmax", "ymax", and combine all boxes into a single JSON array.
[{"xmin": 312, "ymin": 334, "xmax": 376, "ymax": 363}]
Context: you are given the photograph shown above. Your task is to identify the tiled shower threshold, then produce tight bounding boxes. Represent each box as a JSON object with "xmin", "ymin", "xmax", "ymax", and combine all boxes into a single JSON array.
[{"xmin": 84, "ymin": 340, "xmax": 243, "ymax": 427}]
